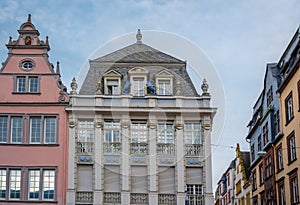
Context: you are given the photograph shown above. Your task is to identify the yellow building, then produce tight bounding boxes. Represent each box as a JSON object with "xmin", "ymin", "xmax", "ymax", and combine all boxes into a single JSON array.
[{"xmin": 275, "ymin": 27, "xmax": 300, "ymax": 205}]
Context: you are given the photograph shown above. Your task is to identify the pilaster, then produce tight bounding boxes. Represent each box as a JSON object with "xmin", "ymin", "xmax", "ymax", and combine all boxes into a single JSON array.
[
  {"xmin": 94, "ymin": 119, "xmax": 103, "ymax": 202},
  {"xmin": 121, "ymin": 117, "xmax": 130, "ymax": 204}
]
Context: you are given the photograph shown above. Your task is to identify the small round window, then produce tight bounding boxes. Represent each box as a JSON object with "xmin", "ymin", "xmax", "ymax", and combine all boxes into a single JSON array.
[{"xmin": 20, "ymin": 59, "xmax": 35, "ymax": 71}]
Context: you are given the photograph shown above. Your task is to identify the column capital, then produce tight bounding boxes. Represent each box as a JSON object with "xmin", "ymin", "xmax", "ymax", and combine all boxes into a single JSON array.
[
  {"xmin": 148, "ymin": 123, "xmax": 157, "ymax": 129},
  {"xmin": 175, "ymin": 123, "xmax": 184, "ymax": 130},
  {"xmin": 68, "ymin": 120, "xmax": 76, "ymax": 128},
  {"xmin": 95, "ymin": 121, "xmax": 103, "ymax": 128}
]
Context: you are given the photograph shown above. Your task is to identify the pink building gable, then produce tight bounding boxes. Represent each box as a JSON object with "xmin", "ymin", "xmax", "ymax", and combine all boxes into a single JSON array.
[{"xmin": 0, "ymin": 15, "xmax": 69, "ymax": 205}]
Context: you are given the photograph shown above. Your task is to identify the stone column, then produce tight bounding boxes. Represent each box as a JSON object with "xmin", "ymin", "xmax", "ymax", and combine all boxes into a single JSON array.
[
  {"xmin": 66, "ymin": 119, "xmax": 76, "ymax": 205},
  {"xmin": 203, "ymin": 116, "xmax": 214, "ymax": 205},
  {"xmin": 148, "ymin": 122, "xmax": 158, "ymax": 205},
  {"xmin": 175, "ymin": 122, "xmax": 185, "ymax": 205},
  {"xmin": 121, "ymin": 118, "xmax": 130, "ymax": 205},
  {"xmin": 94, "ymin": 120, "xmax": 103, "ymax": 205}
]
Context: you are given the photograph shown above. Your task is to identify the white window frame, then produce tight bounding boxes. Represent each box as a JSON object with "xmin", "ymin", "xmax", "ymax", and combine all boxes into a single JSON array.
[
  {"xmin": 128, "ymin": 67, "xmax": 148, "ymax": 97},
  {"xmin": 28, "ymin": 170, "xmax": 40, "ymax": 200},
  {"xmin": 15, "ymin": 76, "xmax": 40, "ymax": 93},
  {"xmin": 103, "ymin": 70, "xmax": 122, "ymax": 95},
  {"xmin": 9, "ymin": 169, "xmax": 21, "ymax": 200},
  {"xmin": 0, "ymin": 169, "xmax": 7, "ymax": 200},
  {"xmin": 29, "ymin": 116, "xmax": 58, "ymax": 144},
  {"xmin": 184, "ymin": 122, "xmax": 201, "ymax": 144},
  {"xmin": 11, "ymin": 116, "xmax": 23, "ymax": 143},
  {"xmin": 155, "ymin": 70, "xmax": 174, "ymax": 96},
  {"xmin": 130, "ymin": 122, "xmax": 148, "ymax": 155},
  {"xmin": 157, "ymin": 123, "xmax": 174, "ymax": 144}
]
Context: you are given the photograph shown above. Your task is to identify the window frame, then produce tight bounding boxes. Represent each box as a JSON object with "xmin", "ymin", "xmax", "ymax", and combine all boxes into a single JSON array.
[
  {"xmin": 157, "ymin": 122, "xmax": 174, "ymax": 144},
  {"xmin": 276, "ymin": 145, "xmax": 283, "ymax": 172},
  {"xmin": 259, "ymin": 163, "xmax": 264, "ymax": 186},
  {"xmin": 14, "ymin": 76, "xmax": 40, "ymax": 94},
  {"xmin": 128, "ymin": 67, "xmax": 148, "ymax": 97},
  {"xmin": 28, "ymin": 115, "xmax": 58, "ymax": 144},
  {"xmin": 287, "ymin": 131, "xmax": 296, "ymax": 164},
  {"xmin": 289, "ymin": 171, "xmax": 299, "ymax": 204},
  {"xmin": 277, "ymin": 179, "xmax": 285, "ymax": 205},
  {"xmin": 155, "ymin": 70, "xmax": 174, "ymax": 96},
  {"xmin": 285, "ymin": 92, "xmax": 294, "ymax": 124},
  {"xmin": 104, "ymin": 121, "xmax": 121, "ymax": 153},
  {"xmin": 274, "ymin": 110, "xmax": 281, "ymax": 135},
  {"xmin": 262, "ymin": 122, "xmax": 269, "ymax": 146},
  {"xmin": 130, "ymin": 121, "xmax": 148, "ymax": 155}
]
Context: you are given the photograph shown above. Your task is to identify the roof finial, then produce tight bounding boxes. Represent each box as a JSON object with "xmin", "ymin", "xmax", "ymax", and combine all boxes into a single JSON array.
[
  {"xmin": 56, "ymin": 61, "xmax": 60, "ymax": 74},
  {"xmin": 27, "ymin": 14, "xmax": 31, "ymax": 23},
  {"xmin": 136, "ymin": 29, "xmax": 142, "ymax": 43}
]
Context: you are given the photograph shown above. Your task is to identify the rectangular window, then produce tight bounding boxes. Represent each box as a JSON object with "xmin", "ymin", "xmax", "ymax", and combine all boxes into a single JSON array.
[
  {"xmin": 107, "ymin": 79, "xmax": 119, "ymax": 95},
  {"xmin": 251, "ymin": 144, "xmax": 255, "ymax": 161},
  {"xmin": 186, "ymin": 184, "xmax": 203, "ymax": 205},
  {"xmin": 0, "ymin": 117, "xmax": 8, "ymax": 143},
  {"xmin": 158, "ymin": 80, "xmax": 171, "ymax": 95},
  {"xmin": 0, "ymin": 169, "xmax": 6, "ymax": 199},
  {"xmin": 287, "ymin": 132, "xmax": 296, "ymax": 163},
  {"xmin": 276, "ymin": 145, "xmax": 283, "ymax": 171},
  {"xmin": 265, "ymin": 155, "xmax": 272, "ymax": 178},
  {"xmin": 258, "ymin": 135, "xmax": 262, "ymax": 151},
  {"xmin": 130, "ymin": 122, "xmax": 148, "ymax": 155},
  {"xmin": 28, "ymin": 77, "xmax": 38, "ymax": 93},
  {"xmin": 9, "ymin": 170, "xmax": 21, "ymax": 199},
  {"xmin": 28, "ymin": 170, "xmax": 40, "ymax": 200},
  {"xmin": 43, "ymin": 170, "xmax": 55, "ymax": 200},
  {"xmin": 77, "ymin": 120, "xmax": 94, "ymax": 153},
  {"xmin": 132, "ymin": 77, "xmax": 145, "ymax": 97},
  {"xmin": 285, "ymin": 92, "xmax": 294, "ymax": 123},
  {"xmin": 274, "ymin": 110, "xmax": 280, "ymax": 135},
  {"xmin": 11, "ymin": 117, "xmax": 23, "ymax": 143},
  {"xmin": 259, "ymin": 163, "xmax": 264, "ymax": 185},
  {"xmin": 290, "ymin": 172, "xmax": 299, "ymax": 204},
  {"xmin": 158, "ymin": 123, "xmax": 174, "ymax": 144},
  {"xmin": 29, "ymin": 116, "xmax": 58, "ymax": 144},
  {"xmin": 267, "ymin": 86, "xmax": 273, "ymax": 106},
  {"xmin": 104, "ymin": 121, "xmax": 121, "ymax": 153},
  {"xmin": 278, "ymin": 180, "xmax": 285, "ymax": 205},
  {"xmin": 184, "ymin": 123, "xmax": 201, "ymax": 144},
  {"xmin": 262, "ymin": 122, "xmax": 269, "ymax": 146},
  {"xmin": 16, "ymin": 76, "xmax": 39, "ymax": 93}
]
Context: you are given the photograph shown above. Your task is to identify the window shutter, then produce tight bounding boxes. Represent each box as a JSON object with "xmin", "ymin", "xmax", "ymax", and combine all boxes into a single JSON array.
[
  {"xmin": 104, "ymin": 166, "xmax": 120, "ymax": 192},
  {"xmin": 77, "ymin": 165, "xmax": 93, "ymax": 191},
  {"xmin": 131, "ymin": 166, "xmax": 147, "ymax": 193},
  {"xmin": 158, "ymin": 166, "xmax": 175, "ymax": 194},
  {"xmin": 186, "ymin": 167, "xmax": 203, "ymax": 184}
]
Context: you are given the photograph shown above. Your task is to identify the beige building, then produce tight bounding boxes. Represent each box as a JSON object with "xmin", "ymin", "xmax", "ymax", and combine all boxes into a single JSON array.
[
  {"xmin": 275, "ymin": 27, "xmax": 300, "ymax": 205},
  {"xmin": 65, "ymin": 31, "xmax": 216, "ymax": 205}
]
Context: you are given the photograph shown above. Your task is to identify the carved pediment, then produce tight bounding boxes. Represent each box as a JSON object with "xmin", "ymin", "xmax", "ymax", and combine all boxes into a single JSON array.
[
  {"xmin": 155, "ymin": 69, "xmax": 174, "ymax": 78},
  {"xmin": 103, "ymin": 69, "xmax": 122, "ymax": 77},
  {"xmin": 128, "ymin": 67, "xmax": 148, "ymax": 74}
]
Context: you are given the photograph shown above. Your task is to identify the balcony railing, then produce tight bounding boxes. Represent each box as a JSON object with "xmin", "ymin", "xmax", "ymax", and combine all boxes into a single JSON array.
[
  {"xmin": 76, "ymin": 191, "xmax": 93, "ymax": 203},
  {"xmin": 77, "ymin": 142, "xmax": 94, "ymax": 154},
  {"xmin": 186, "ymin": 194, "xmax": 204, "ymax": 205},
  {"xmin": 157, "ymin": 143, "xmax": 175, "ymax": 155},
  {"xmin": 103, "ymin": 192, "xmax": 121, "ymax": 203},
  {"xmin": 130, "ymin": 193, "xmax": 148, "ymax": 204},
  {"xmin": 103, "ymin": 142, "xmax": 121, "ymax": 153},
  {"xmin": 185, "ymin": 144, "xmax": 203, "ymax": 156},
  {"xmin": 158, "ymin": 194, "xmax": 176, "ymax": 205},
  {"xmin": 131, "ymin": 143, "xmax": 148, "ymax": 155}
]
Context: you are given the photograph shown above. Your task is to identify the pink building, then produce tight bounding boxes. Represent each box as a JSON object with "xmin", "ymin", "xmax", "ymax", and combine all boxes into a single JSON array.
[{"xmin": 0, "ymin": 15, "xmax": 69, "ymax": 204}]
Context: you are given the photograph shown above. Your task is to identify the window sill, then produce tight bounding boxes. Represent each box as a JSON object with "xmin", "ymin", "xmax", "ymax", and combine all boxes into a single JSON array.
[
  {"xmin": 276, "ymin": 168, "xmax": 284, "ymax": 174},
  {"xmin": 285, "ymin": 116, "xmax": 294, "ymax": 126},
  {"xmin": 287, "ymin": 158, "xmax": 297, "ymax": 166},
  {"xmin": 0, "ymin": 199, "xmax": 58, "ymax": 203},
  {"xmin": 0, "ymin": 143, "xmax": 59, "ymax": 146},
  {"xmin": 12, "ymin": 92, "xmax": 41, "ymax": 95}
]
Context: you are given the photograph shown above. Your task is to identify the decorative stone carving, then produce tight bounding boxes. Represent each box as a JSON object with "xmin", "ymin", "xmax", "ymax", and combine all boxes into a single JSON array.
[
  {"xmin": 70, "ymin": 77, "xmax": 78, "ymax": 95},
  {"xmin": 69, "ymin": 121, "xmax": 76, "ymax": 128},
  {"xmin": 148, "ymin": 123, "xmax": 157, "ymax": 129},
  {"xmin": 122, "ymin": 80, "xmax": 131, "ymax": 94},
  {"xmin": 185, "ymin": 157, "xmax": 201, "ymax": 165},
  {"xmin": 175, "ymin": 123, "xmax": 183, "ymax": 130},
  {"xmin": 175, "ymin": 77, "xmax": 182, "ymax": 95},
  {"xmin": 105, "ymin": 156, "xmax": 120, "ymax": 164},
  {"xmin": 131, "ymin": 156, "xmax": 147, "ymax": 164},
  {"xmin": 56, "ymin": 76, "xmax": 69, "ymax": 102},
  {"xmin": 136, "ymin": 29, "xmax": 142, "ymax": 43},
  {"xmin": 201, "ymin": 78, "xmax": 209, "ymax": 95},
  {"xmin": 146, "ymin": 80, "xmax": 156, "ymax": 95},
  {"xmin": 159, "ymin": 157, "xmax": 174, "ymax": 165},
  {"xmin": 96, "ymin": 77, "xmax": 102, "ymax": 94},
  {"xmin": 95, "ymin": 121, "xmax": 103, "ymax": 128}
]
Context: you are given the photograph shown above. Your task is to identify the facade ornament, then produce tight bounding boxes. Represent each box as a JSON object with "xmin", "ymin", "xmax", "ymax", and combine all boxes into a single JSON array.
[
  {"xmin": 175, "ymin": 123, "xmax": 183, "ymax": 130},
  {"xmin": 70, "ymin": 77, "xmax": 78, "ymax": 95},
  {"xmin": 8, "ymin": 36, "xmax": 12, "ymax": 45},
  {"xmin": 56, "ymin": 61, "xmax": 60, "ymax": 74},
  {"xmin": 136, "ymin": 29, "xmax": 142, "ymax": 43},
  {"xmin": 69, "ymin": 120, "xmax": 76, "ymax": 128},
  {"xmin": 96, "ymin": 77, "xmax": 102, "ymax": 94},
  {"xmin": 146, "ymin": 80, "xmax": 156, "ymax": 95},
  {"xmin": 27, "ymin": 14, "xmax": 31, "ymax": 23},
  {"xmin": 201, "ymin": 78, "xmax": 209, "ymax": 95},
  {"xmin": 175, "ymin": 77, "xmax": 182, "ymax": 95},
  {"xmin": 56, "ymin": 75, "xmax": 69, "ymax": 102},
  {"xmin": 122, "ymin": 80, "xmax": 131, "ymax": 94},
  {"xmin": 148, "ymin": 122, "xmax": 157, "ymax": 129},
  {"xmin": 46, "ymin": 36, "xmax": 49, "ymax": 45},
  {"xmin": 95, "ymin": 121, "xmax": 103, "ymax": 128}
]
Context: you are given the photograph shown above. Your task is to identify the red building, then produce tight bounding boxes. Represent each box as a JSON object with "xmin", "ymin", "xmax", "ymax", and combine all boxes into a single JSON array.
[{"xmin": 0, "ymin": 15, "xmax": 69, "ymax": 204}]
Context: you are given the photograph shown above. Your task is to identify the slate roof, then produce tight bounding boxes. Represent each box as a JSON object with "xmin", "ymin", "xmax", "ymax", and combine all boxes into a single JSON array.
[{"xmin": 79, "ymin": 41, "xmax": 199, "ymax": 96}]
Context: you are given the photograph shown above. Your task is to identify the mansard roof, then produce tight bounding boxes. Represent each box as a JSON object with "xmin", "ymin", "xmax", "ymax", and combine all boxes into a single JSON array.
[
  {"xmin": 92, "ymin": 42, "xmax": 185, "ymax": 64},
  {"xmin": 79, "ymin": 31, "xmax": 199, "ymax": 96}
]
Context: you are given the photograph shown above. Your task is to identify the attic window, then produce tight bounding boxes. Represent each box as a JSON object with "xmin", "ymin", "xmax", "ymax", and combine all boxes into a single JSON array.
[{"xmin": 19, "ymin": 59, "xmax": 35, "ymax": 71}]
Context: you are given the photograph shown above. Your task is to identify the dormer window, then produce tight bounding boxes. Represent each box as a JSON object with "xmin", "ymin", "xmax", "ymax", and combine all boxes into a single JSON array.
[
  {"xmin": 155, "ymin": 70, "xmax": 174, "ymax": 96},
  {"xmin": 103, "ymin": 70, "xmax": 122, "ymax": 95},
  {"xmin": 128, "ymin": 67, "xmax": 148, "ymax": 97}
]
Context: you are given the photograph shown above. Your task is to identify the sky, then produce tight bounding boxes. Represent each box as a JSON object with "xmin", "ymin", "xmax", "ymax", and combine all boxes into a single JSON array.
[{"xmin": 1, "ymin": 0, "xmax": 300, "ymax": 190}]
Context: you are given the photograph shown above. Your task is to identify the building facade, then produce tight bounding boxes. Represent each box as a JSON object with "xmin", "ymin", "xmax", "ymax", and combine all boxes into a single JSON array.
[
  {"xmin": 275, "ymin": 27, "xmax": 300, "ymax": 205},
  {"xmin": 66, "ymin": 30, "xmax": 216, "ymax": 205},
  {"xmin": 214, "ymin": 144, "xmax": 250, "ymax": 205},
  {"xmin": 0, "ymin": 15, "xmax": 69, "ymax": 204},
  {"xmin": 246, "ymin": 62, "xmax": 281, "ymax": 205}
]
